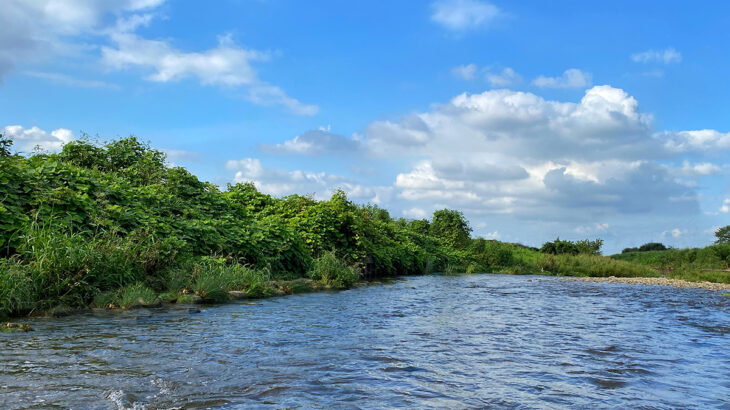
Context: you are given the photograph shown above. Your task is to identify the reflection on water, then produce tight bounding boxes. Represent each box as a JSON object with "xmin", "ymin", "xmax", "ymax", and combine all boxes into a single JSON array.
[{"xmin": 1, "ymin": 275, "xmax": 729, "ymax": 408}]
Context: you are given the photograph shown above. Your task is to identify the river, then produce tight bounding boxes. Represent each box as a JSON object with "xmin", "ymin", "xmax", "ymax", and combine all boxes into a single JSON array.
[{"xmin": 1, "ymin": 274, "xmax": 729, "ymax": 408}]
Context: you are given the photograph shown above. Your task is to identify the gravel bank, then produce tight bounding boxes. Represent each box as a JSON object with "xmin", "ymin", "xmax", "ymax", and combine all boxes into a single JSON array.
[{"xmin": 564, "ymin": 276, "xmax": 730, "ymax": 291}]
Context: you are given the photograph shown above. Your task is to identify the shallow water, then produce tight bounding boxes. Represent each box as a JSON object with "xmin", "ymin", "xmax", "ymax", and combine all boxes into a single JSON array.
[{"xmin": 1, "ymin": 274, "xmax": 729, "ymax": 409}]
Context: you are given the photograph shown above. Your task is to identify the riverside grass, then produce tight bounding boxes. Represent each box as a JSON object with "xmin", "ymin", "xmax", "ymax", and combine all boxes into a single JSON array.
[{"xmin": 1, "ymin": 135, "xmax": 729, "ymax": 318}]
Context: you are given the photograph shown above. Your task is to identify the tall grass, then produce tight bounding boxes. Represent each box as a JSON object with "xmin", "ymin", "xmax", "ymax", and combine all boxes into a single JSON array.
[
  {"xmin": 0, "ymin": 262, "xmax": 34, "ymax": 317},
  {"xmin": 309, "ymin": 251, "xmax": 360, "ymax": 289},
  {"xmin": 537, "ymin": 254, "xmax": 659, "ymax": 278},
  {"xmin": 117, "ymin": 282, "xmax": 158, "ymax": 308}
]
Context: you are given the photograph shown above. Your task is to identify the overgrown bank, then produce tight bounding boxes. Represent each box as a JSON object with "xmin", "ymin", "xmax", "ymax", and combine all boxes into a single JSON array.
[{"xmin": 1, "ymin": 134, "xmax": 728, "ymax": 318}]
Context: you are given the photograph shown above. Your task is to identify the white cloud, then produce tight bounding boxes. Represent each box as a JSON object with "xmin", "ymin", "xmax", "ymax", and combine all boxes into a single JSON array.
[
  {"xmin": 482, "ymin": 231, "xmax": 500, "ymax": 239},
  {"xmin": 452, "ymin": 64, "xmax": 521, "ymax": 86},
  {"xmin": 102, "ymin": 32, "xmax": 318, "ymax": 115},
  {"xmin": 261, "ymin": 129, "xmax": 360, "ymax": 155},
  {"xmin": 679, "ymin": 161, "xmax": 722, "ymax": 176},
  {"xmin": 661, "ymin": 129, "xmax": 730, "ymax": 153},
  {"xmin": 533, "ymin": 68, "xmax": 592, "ymax": 89},
  {"xmin": 663, "ymin": 228, "xmax": 686, "ymax": 238},
  {"xmin": 2, "ymin": 125, "xmax": 74, "ymax": 152},
  {"xmin": 363, "ymin": 85, "xmax": 654, "ymax": 161},
  {"xmin": 226, "ymin": 157, "xmax": 391, "ymax": 203},
  {"xmin": 720, "ymin": 198, "xmax": 730, "ymax": 213},
  {"xmin": 452, "ymin": 63, "xmax": 478, "ymax": 80},
  {"xmin": 631, "ymin": 47, "xmax": 682, "ymax": 64},
  {"xmin": 403, "ymin": 207, "xmax": 428, "ymax": 219},
  {"xmin": 431, "ymin": 0, "xmax": 501, "ymax": 31},
  {"xmin": 0, "ymin": 0, "xmax": 165, "ymax": 80},
  {"xmin": 486, "ymin": 67, "xmax": 521, "ymax": 87},
  {"xmin": 2, "ymin": 1, "xmax": 316, "ymax": 114}
]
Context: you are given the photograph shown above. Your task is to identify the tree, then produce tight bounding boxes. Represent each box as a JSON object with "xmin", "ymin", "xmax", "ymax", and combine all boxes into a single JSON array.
[
  {"xmin": 430, "ymin": 209, "xmax": 472, "ymax": 249},
  {"xmin": 715, "ymin": 226, "xmax": 730, "ymax": 244},
  {"xmin": 0, "ymin": 134, "xmax": 12, "ymax": 156}
]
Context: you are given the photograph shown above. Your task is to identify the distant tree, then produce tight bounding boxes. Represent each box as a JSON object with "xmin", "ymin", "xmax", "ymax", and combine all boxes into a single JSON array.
[
  {"xmin": 430, "ymin": 209, "xmax": 472, "ymax": 249},
  {"xmin": 715, "ymin": 226, "xmax": 730, "ymax": 244},
  {"xmin": 540, "ymin": 238, "xmax": 579, "ymax": 255},
  {"xmin": 622, "ymin": 242, "xmax": 668, "ymax": 253},
  {"xmin": 0, "ymin": 133, "xmax": 12, "ymax": 156},
  {"xmin": 575, "ymin": 239, "xmax": 603, "ymax": 255},
  {"xmin": 639, "ymin": 242, "xmax": 667, "ymax": 252}
]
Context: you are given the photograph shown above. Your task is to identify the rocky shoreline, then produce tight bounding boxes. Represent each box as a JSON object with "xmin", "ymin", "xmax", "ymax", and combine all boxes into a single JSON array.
[{"xmin": 564, "ymin": 276, "xmax": 730, "ymax": 291}]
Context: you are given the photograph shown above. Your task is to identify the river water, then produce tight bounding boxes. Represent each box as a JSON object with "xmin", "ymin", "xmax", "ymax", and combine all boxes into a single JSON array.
[{"xmin": 1, "ymin": 274, "xmax": 729, "ymax": 408}]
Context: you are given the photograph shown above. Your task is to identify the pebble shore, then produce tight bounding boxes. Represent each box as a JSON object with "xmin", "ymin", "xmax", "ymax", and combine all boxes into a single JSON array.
[{"xmin": 564, "ymin": 276, "xmax": 730, "ymax": 291}]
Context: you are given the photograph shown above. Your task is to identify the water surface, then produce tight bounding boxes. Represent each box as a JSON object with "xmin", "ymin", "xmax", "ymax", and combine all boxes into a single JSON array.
[{"xmin": 2, "ymin": 275, "xmax": 729, "ymax": 408}]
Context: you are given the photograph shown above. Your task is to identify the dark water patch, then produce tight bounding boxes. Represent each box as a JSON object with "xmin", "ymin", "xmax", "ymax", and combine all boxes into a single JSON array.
[{"xmin": 1, "ymin": 274, "xmax": 729, "ymax": 408}]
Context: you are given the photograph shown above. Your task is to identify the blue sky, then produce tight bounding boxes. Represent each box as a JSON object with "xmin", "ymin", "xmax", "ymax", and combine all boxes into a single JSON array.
[{"xmin": 2, "ymin": 0, "xmax": 729, "ymax": 253}]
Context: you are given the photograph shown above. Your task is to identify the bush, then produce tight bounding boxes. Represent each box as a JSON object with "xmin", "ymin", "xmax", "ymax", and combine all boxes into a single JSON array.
[{"xmin": 309, "ymin": 251, "xmax": 360, "ymax": 289}]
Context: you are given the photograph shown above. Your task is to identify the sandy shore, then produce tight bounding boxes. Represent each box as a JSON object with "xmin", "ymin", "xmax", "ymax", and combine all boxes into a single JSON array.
[{"xmin": 563, "ymin": 276, "xmax": 730, "ymax": 291}]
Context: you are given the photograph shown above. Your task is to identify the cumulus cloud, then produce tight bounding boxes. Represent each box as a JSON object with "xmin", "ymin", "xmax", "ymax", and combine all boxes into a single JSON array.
[
  {"xmin": 226, "ymin": 158, "xmax": 391, "ymax": 203},
  {"xmin": 431, "ymin": 0, "xmax": 501, "ymax": 31},
  {"xmin": 261, "ymin": 129, "xmax": 361, "ymax": 155},
  {"xmin": 362, "ymin": 85, "xmax": 654, "ymax": 161},
  {"xmin": 631, "ymin": 47, "xmax": 682, "ymax": 64},
  {"xmin": 533, "ymin": 68, "xmax": 592, "ymax": 89},
  {"xmin": 2, "ymin": 125, "xmax": 74, "ymax": 152},
  {"xmin": 0, "ymin": 0, "xmax": 164, "ymax": 80}
]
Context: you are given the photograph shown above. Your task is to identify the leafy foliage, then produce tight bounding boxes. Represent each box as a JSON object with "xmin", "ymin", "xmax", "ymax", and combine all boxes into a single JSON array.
[
  {"xmin": 0, "ymin": 134, "xmax": 12, "ymax": 157},
  {"xmin": 430, "ymin": 209, "xmax": 472, "ymax": 249},
  {"xmin": 541, "ymin": 238, "xmax": 602, "ymax": 255},
  {"xmin": 715, "ymin": 225, "xmax": 730, "ymax": 244}
]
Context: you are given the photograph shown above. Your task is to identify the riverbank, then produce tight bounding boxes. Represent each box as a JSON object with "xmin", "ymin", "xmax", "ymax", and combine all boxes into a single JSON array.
[{"xmin": 563, "ymin": 275, "xmax": 730, "ymax": 291}]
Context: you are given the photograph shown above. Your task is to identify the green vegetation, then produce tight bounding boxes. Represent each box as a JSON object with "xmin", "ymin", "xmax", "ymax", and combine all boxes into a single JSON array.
[
  {"xmin": 308, "ymin": 251, "xmax": 360, "ymax": 289},
  {"xmin": 621, "ymin": 242, "xmax": 668, "ymax": 253},
  {"xmin": 1, "ymin": 132, "xmax": 728, "ymax": 318},
  {"xmin": 612, "ymin": 243, "xmax": 730, "ymax": 283},
  {"xmin": 715, "ymin": 226, "xmax": 730, "ymax": 244},
  {"xmin": 540, "ymin": 238, "xmax": 603, "ymax": 255}
]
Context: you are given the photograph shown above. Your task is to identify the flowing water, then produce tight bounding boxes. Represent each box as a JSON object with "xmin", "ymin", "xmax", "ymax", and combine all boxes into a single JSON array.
[{"xmin": 1, "ymin": 274, "xmax": 729, "ymax": 409}]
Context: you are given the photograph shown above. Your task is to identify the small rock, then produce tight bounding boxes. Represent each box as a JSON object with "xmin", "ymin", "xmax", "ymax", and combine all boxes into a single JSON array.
[{"xmin": 228, "ymin": 291, "xmax": 248, "ymax": 300}]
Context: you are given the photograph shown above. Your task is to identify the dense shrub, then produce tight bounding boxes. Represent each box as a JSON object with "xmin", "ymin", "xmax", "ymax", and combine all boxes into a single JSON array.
[{"xmin": 309, "ymin": 251, "xmax": 360, "ymax": 289}]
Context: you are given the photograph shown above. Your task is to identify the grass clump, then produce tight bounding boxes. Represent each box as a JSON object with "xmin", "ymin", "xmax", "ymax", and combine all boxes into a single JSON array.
[
  {"xmin": 309, "ymin": 251, "xmax": 360, "ymax": 289},
  {"xmin": 117, "ymin": 282, "xmax": 158, "ymax": 309}
]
